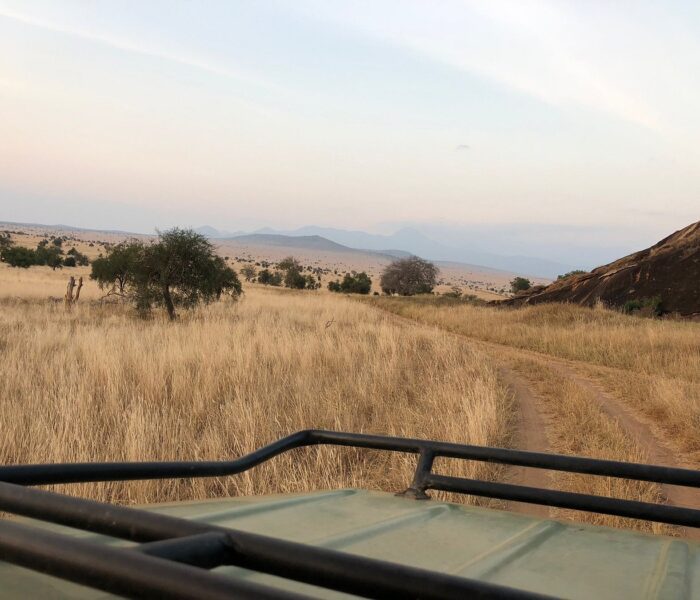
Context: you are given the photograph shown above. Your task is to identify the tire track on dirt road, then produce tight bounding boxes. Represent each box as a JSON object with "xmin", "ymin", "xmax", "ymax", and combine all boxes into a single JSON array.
[{"xmin": 544, "ymin": 361, "xmax": 700, "ymax": 540}]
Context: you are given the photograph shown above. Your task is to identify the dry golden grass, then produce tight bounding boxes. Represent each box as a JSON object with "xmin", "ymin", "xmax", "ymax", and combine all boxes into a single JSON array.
[
  {"xmin": 369, "ymin": 297, "xmax": 700, "ymax": 380},
  {"xmin": 369, "ymin": 297, "xmax": 700, "ymax": 457},
  {"xmin": 593, "ymin": 369, "xmax": 700, "ymax": 457},
  {"xmin": 0, "ymin": 263, "xmax": 97, "ymax": 299},
  {"xmin": 0, "ymin": 284, "xmax": 511, "ymax": 506},
  {"xmin": 3, "ymin": 259, "xmax": 697, "ymax": 536}
]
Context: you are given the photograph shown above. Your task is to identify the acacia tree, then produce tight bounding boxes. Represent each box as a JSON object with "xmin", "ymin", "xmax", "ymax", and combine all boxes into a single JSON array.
[
  {"xmin": 91, "ymin": 240, "xmax": 144, "ymax": 296},
  {"xmin": 380, "ymin": 256, "xmax": 438, "ymax": 296},
  {"xmin": 134, "ymin": 228, "xmax": 241, "ymax": 320},
  {"xmin": 35, "ymin": 242, "xmax": 63, "ymax": 270},
  {"xmin": 240, "ymin": 264, "xmax": 257, "ymax": 282},
  {"xmin": 278, "ymin": 256, "xmax": 307, "ymax": 289}
]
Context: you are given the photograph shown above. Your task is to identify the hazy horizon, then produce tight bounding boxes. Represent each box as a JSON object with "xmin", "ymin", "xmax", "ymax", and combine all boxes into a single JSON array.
[{"xmin": 2, "ymin": 1, "xmax": 698, "ymax": 257}]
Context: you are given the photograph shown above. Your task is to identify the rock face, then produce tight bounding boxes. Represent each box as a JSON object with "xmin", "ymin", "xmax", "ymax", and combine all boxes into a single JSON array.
[{"xmin": 503, "ymin": 221, "xmax": 700, "ymax": 316}]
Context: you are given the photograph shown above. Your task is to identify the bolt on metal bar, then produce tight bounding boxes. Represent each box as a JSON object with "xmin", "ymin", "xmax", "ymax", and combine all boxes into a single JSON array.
[{"xmin": 399, "ymin": 448, "xmax": 435, "ymax": 499}]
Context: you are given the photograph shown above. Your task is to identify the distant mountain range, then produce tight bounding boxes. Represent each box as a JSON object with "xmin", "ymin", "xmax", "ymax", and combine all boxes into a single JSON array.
[
  {"xmin": 197, "ymin": 225, "xmax": 574, "ymax": 278},
  {"xmin": 0, "ymin": 219, "xmax": 575, "ymax": 278}
]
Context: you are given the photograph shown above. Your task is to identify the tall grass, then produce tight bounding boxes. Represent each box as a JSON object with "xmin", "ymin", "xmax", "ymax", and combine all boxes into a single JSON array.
[
  {"xmin": 369, "ymin": 297, "xmax": 700, "ymax": 381},
  {"xmin": 0, "ymin": 286, "xmax": 511, "ymax": 505}
]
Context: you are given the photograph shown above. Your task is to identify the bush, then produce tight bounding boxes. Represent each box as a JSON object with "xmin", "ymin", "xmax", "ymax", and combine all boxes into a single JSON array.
[
  {"xmin": 63, "ymin": 256, "xmax": 77, "ymax": 267},
  {"xmin": 257, "ymin": 269, "xmax": 283, "ymax": 286},
  {"xmin": 34, "ymin": 244, "xmax": 63, "ymax": 270},
  {"xmin": 623, "ymin": 297, "xmax": 664, "ymax": 317},
  {"xmin": 304, "ymin": 274, "xmax": 320, "ymax": 290},
  {"xmin": 240, "ymin": 264, "xmax": 257, "ymax": 282},
  {"xmin": 2, "ymin": 246, "xmax": 36, "ymax": 268},
  {"xmin": 67, "ymin": 247, "xmax": 89, "ymax": 266},
  {"xmin": 557, "ymin": 270, "xmax": 587, "ymax": 281},
  {"xmin": 328, "ymin": 272, "xmax": 372, "ymax": 294},
  {"xmin": 91, "ymin": 240, "xmax": 144, "ymax": 295},
  {"xmin": 510, "ymin": 277, "xmax": 531, "ymax": 293},
  {"xmin": 380, "ymin": 256, "xmax": 438, "ymax": 296}
]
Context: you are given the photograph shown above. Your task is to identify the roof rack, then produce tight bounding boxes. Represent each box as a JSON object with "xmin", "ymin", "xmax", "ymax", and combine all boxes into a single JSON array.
[{"xmin": 0, "ymin": 429, "xmax": 699, "ymax": 599}]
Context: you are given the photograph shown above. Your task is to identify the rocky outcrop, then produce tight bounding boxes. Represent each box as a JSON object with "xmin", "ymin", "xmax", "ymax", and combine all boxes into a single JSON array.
[{"xmin": 502, "ymin": 221, "xmax": 700, "ymax": 317}]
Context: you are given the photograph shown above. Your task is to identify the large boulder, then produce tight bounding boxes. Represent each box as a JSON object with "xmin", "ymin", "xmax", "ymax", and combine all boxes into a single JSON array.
[{"xmin": 502, "ymin": 221, "xmax": 700, "ymax": 317}]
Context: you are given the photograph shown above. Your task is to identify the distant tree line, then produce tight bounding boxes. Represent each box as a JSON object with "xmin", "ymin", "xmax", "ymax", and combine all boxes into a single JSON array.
[
  {"xmin": 327, "ymin": 272, "xmax": 372, "ymax": 294},
  {"xmin": 91, "ymin": 228, "xmax": 241, "ymax": 320},
  {"xmin": 0, "ymin": 234, "xmax": 89, "ymax": 269},
  {"xmin": 242, "ymin": 256, "xmax": 321, "ymax": 290}
]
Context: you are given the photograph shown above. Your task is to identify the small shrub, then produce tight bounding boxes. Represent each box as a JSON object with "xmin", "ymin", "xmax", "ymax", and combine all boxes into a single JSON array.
[
  {"xmin": 623, "ymin": 296, "xmax": 664, "ymax": 317},
  {"xmin": 257, "ymin": 269, "xmax": 282, "ymax": 286},
  {"xmin": 557, "ymin": 270, "xmax": 587, "ymax": 281},
  {"xmin": 510, "ymin": 277, "xmax": 531, "ymax": 293}
]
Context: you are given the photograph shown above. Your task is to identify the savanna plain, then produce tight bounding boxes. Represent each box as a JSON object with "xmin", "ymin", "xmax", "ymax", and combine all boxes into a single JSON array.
[{"xmin": 1, "ymin": 259, "xmax": 699, "ymax": 537}]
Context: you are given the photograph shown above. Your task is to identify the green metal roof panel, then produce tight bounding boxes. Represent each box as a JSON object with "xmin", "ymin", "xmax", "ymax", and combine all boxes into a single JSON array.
[{"xmin": 1, "ymin": 488, "xmax": 699, "ymax": 599}]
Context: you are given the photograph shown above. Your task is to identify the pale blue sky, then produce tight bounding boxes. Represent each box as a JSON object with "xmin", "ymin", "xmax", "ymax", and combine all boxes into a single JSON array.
[{"xmin": 1, "ymin": 1, "xmax": 698, "ymax": 253}]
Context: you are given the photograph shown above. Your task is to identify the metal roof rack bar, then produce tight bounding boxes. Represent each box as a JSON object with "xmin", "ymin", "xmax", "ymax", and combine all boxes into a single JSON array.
[
  {"xmin": 1, "ymin": 430, "xmax": 699, "ymax": 599},
  {"xmin": 1, "ymin": 429, "xmax": 698, "ymax": 488}
]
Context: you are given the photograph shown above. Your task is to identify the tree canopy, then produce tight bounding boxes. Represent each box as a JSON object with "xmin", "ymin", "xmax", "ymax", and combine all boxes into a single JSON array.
[
  {"xmin": 91, "ymin": 229, "xmax": 241, "ymax": 319},
  {"xmin": 2, "ymin": 246, "xmax": 36, "ymax": 268},
  {"xmin": 276, "ymin": 256, "xmax": 319, "ymax": 290},
  {"xmin": 91, "ymin": 240, "xmax": 144, "ymax": 295},
  {"xmin": 328, "ymin": 272, "xmax": 372, "ymax": 294},
  {"xmin": 380, "ymin": 256, "xmax": 438, "ymax": 296},
  {"xmin": 510, "ymin": 277, "xmax": 532, "ymax": 293}
]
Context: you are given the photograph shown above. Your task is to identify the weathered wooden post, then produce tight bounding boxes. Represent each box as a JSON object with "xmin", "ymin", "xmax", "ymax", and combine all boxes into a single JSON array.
[
  {"xmin": 65, "ymin": 276, "xmax": 76, "ymax": 309},
  {"xmin": 74, "ymin": 276, "xmax": 83, "ymax": 302}
]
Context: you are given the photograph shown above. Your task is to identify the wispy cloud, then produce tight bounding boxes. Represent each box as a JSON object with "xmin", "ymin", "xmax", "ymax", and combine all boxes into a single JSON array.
[
  {"xmin": 296, "ymin": 0, "xmax": 664, "ymax": 132},
  {"xmin": 0, "ymin": 7, "xmax": 281, "ymax": 93}
]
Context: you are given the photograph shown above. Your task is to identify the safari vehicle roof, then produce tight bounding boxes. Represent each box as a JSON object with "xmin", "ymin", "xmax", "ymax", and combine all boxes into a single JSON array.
[
  {"xmin": 2, "ymin": 430, "xmax": 700, "ymax": 599},
  {"xmin": 2, "ymin": 488, "xmax": 698, "ymax": 600}
]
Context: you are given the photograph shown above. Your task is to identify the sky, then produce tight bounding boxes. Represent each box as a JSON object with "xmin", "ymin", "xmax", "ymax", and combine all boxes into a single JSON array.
[{"xmin": 1, "ymin": 0, "xmax": 698, "ymax": 258}]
